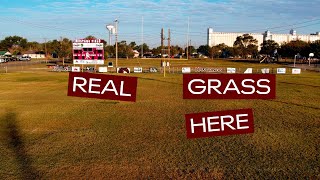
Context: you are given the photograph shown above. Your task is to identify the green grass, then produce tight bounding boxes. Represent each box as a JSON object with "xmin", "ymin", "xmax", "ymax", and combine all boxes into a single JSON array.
[{"xmin": 0, "ymin": 59, "xmax": 319, "ymax": 179}]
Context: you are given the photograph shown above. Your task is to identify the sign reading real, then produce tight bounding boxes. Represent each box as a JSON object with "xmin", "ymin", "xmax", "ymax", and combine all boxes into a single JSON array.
[{"xmin": 68, "ymin": 72, "xmax": 137, "ymax": 102}]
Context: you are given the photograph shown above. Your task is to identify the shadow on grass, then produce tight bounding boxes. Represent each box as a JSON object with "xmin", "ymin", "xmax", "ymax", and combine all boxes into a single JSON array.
[{"xmin": 2, "ymin": 110, "xmax": 41, "ymax": 179}]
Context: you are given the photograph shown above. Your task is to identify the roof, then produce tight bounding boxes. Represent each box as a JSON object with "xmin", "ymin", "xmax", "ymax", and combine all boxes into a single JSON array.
[{"xmin": 0, "ymin": 51, "xmax": 11, "ymax": 56}]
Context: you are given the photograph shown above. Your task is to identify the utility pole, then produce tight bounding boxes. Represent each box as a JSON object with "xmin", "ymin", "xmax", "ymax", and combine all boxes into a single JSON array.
[
  {"xmin": 187, "ymin": 17, "xmax": 189, "ymax": 60},
  {"xmin": 168, "ymin": 28, "xmax": 170, "ymax": 58},
  {"xmin": 161, "ymin": 28, "xmax": 164, "ymax": 51},
  {"xmin": 141, "ymin": 16, "xmax": 144, "ymax": 58},
  {"xmin": 60, "ymin": 36, "xmax": 64, "ymax": 65},
  {"xmin": 44, "ymin": 38, "xmax": 47, "ymax": 63},
  {"xmin": 115, "ymin": 19, "xmax": 118, "ymax": 70}
]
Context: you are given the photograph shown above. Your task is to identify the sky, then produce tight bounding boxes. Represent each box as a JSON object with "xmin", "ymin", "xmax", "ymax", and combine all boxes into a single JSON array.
[{"xmin": 0, "ymin": 0, "xmax": 320, "ymax": 48}]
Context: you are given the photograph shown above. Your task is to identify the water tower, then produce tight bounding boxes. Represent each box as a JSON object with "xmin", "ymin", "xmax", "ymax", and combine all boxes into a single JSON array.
[{"xmin": 106, "ymin": 24, "xmax": 115, "ymax": 45}]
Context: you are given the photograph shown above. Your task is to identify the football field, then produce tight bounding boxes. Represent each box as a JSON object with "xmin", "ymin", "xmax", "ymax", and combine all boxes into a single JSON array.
[{"xmin": 0, "ymin": 59, "xmax": 319, "ymax": 179}]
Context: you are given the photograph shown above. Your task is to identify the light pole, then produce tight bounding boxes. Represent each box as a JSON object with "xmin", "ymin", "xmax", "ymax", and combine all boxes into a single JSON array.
[{"xmin": 115, "ymin": 19, "xmax": 118, "ymax": 71}]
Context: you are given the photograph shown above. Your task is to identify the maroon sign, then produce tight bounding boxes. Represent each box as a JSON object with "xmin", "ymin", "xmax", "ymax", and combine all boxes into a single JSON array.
[
  {"xmin": 67, "ymin": 72, "xmax": 137, "ymax": 102},
  {"xmin": 185, "ymin": 109, "xmax": 254, "ymax": 139},
  {"xmin": 183, "ymin": 74, "xmax": 276, "ymax": 99}
]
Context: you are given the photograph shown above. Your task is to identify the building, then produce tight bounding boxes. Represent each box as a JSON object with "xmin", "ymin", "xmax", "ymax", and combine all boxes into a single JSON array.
[
  {"xmin": 207, "ymin": 28, "xmax": 320, "ymax": 49},
  {"xmin": 0, "ymin": 51, "xmax": 12, "ymax": 58},
  {"xmin": 23, "ymin": 50, "xmax": 45, "ymax": 59}
]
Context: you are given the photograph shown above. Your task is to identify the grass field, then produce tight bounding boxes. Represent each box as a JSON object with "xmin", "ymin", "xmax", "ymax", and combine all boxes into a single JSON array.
[{"xmin": 0, "ymin": 59, "xmax": 319, "ymax": 179}]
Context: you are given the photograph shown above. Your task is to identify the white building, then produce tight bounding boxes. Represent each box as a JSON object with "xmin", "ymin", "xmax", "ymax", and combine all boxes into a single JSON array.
[
  {"xmin": 23, "ymin": 51, "xmax": 45, "ymax": 59},
  {"xmin": 207, "ymin": 28, "xmax": 320, "ymax": 49}
]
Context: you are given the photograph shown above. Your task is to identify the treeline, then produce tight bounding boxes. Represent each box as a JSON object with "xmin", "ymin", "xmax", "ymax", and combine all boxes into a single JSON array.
[
  {"xmin": 1, "ymin": 34, "xmax": 319, "ymax": 59},
  {"xmin": 199, "ymin": 34, "xmax": 320, "ymax": 59}
]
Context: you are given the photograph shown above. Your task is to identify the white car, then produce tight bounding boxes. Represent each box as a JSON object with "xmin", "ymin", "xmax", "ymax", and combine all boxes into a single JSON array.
[{"xmin": 19, "ymin": 56, "xmax": 31, "ymax": 61}]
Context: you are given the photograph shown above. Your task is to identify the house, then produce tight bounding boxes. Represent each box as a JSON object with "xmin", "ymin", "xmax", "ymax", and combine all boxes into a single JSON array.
[
  {"xmin": 23, "ymin": 50, "xmax": 45, "ymax": 59},
  {"xmin": 0, "ymin": 51, "xmax": 12, "ymax": 58}
]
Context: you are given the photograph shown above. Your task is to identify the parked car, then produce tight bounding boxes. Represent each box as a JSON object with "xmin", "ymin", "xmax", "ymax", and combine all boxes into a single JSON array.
[{"xmin": 18, "ymin": 56, "xmax": 31, "ymax": 61}]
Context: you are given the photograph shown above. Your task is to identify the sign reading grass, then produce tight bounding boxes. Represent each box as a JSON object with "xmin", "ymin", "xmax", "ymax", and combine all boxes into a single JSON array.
[
  {"xmin": 68, "ymin": 72, "xmax": 137, "ymax": 102},
  {"xmin": 185, "ymin": 109, "xmax": 254, "ymax": 139},
  {"xmin": 183, "ymin": 74, "xmax": 276, "ymax": 99}
]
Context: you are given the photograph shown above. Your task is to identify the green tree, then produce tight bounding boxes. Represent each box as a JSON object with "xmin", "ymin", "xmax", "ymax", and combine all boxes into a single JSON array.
[
  {"xmin": 47, "ymin": 38, "xmax": 72, "ymax": 59},
  {"xmin": 26, "ymin": 41, "xmax": 42, "ymax": 52},
  {"xmin": 105, "ymin": 45, "xmax": 115, "ymax": 58},
  {"xmin": 279, "ymin": 40, "xmax": 310, "ymax": 58},
  {"xmin": 151, "ymin": 46, "xmax": 162, "ymax": 55},
  {"xmin": 233, "ymin": 34, "xmax": 258, "ymax": 58},
  {"xmin": 197, "ymin": 45, "xmax": 210, "ymax": 56},
  {"xmin": 171, "ymin": 45, "xmax": 183, "ymax": 55},
  {"xmin": 129, "ymin": 42, "xmax": 136, "ymax": 49},
  {"xmin": 84, "ymin": 35, "xmax": 96, "ymax": 39},
  {"xmin": 309, "ymin": 40, "xmax": 320, "ymax": 58},
  {"xmin": 135, "ymin": 43, "xmax": 150, "ymax": 54},
  {"xmin": 260, "ymin": 40, "xmax": 280, "ymax": 55},
  {"xmin": 0, "ymin": 36, "xmax": 28, "ymax": 50}
]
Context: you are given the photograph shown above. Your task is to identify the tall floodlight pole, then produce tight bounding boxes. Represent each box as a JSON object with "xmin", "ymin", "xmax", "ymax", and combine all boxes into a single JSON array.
[{"xmin": 115, "ymin": 19, "xmax": 118, "ymax": 70}]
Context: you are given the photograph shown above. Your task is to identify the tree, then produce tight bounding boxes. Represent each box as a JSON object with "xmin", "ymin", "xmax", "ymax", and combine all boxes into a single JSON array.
[
  {"xmin": 233, "ymin": 34, "xmax": 258, "ymax": 58},
  {"xmin": 117, "ymin": 41, "xmax": 134, "ymax": 58},
  {"xmin": 309, "ymin": 40, "xmax": 320, "ymax": 58},
  {"xmin": 135, "ymin": 43, "xmax": 150, "ymax": 54},
  {"xmin": 185, "ymin": 46, "xmax": 196, "ymax": 57},
  {"xmin": 26, "ymin": 41, "xmax": 42, "ymax": 52},
  {"xmin": 171, "ymin": 45, "xmax": 183, "ymax": 55},
  {"xmin": 151, "ymin": 46, "xmax": 162, "ymax": 55},
  {"xmin": 279, "ymin": 40, "xmax": 310, "ymax": 58},
  {"xmin": 0, "ymin": 36, "xmax": 28, "ymax": 50},
  {"xmin": 46, "ymin": 38, "xmax": 72, "ymax": 59},
  {"xmin": 260, "ymin": 40, "xmax": 280, "ymax": 55},
  {"xmin": 84, "ymin": 35, "xmax": 96, "ymax": 40},
  {"xmin": 197, "ymin": 45, "xmax": 210, "ymax": 56},
  {"xmin": 129, "ymin": 42, "xmax": 136, "ymax": 49},
  {"xmin": 105, "ymin": 45, "xmax": 115, "ymax": 58}
]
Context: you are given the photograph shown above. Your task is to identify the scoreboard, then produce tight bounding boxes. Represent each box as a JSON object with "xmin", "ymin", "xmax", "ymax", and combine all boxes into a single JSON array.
[{"xmin": 73, "ymin": 39, "xmax": 104, "ymax": 65}]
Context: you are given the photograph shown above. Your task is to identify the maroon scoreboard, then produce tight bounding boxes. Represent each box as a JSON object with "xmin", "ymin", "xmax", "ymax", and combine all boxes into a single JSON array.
[{"xmin": 73, "ymin": 39, "xmax": 104, "ymax": 65}]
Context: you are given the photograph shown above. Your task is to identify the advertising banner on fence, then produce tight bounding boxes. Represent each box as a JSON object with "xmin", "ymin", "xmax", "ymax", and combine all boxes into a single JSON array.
[
  {"xmin": 277, "ymin": 68, "xmax": 286, "ymax": 74},
  {"xmin": 134, "ymin": 67, "xmax": 143, "ymax": 73},
  {"xmin": 292, "ymin": 68, "xmax": 301, "ymax": 74},
  {"xmin": 183, "ymin": 74, "xmax": 276, "ymax": 99},
  {"xmin": 244, "ymin": 68, "xmax": 253, "ymax": 74},
  {"xmin": 98, "ymin": 67, "xmax": 108, "ymax": 73},
  {"xmin": 261, "ymin": 68, "xmax": 270, "ymax": 74},
  {"xmin": 185, "ymin": 108, "xmax": 254, "ymax": 139},
  {"xmin": 182, "ymin": 67, "xmax": 191, "ymax": 73},
  {"xmin": 227, "ymin": 68, "xmax": 236, "ymax": 73},
  {"xmin": 68, "ymin": 72, "xmax": 138, "ymax": 102},
  {"xmin": 72, "ymin": 66, "xmax": 81, "ymax": 72},
  {"xmin": 195, "ymin": 67, "xmax": 223, "ymax": 73}
]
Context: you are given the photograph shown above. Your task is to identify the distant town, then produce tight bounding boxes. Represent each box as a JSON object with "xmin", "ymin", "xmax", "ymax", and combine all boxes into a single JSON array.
[{"xmin": 0, "ymin": 28, "xmax": 320, "ymax": 63}]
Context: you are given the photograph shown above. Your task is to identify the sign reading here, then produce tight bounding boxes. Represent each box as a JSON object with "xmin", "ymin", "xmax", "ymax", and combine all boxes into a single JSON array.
[
  {"xmin": 68, "ymin": 72, "xmax": 137, "ymax": 102},
  {"xmin": 185, "ymin": 109, "xmax": 254, "ymax": 139}
]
